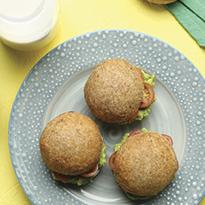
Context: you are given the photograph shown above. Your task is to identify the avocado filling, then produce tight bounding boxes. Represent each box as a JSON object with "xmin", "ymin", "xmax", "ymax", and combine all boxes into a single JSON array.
[
  {"xmin": 142, "ymin": 70, "xmax": 156, "ymax": 86},
  {"xmin": 114, "ymin": 128, "xmax": 148, "ymax": 152},
  {"xmin": 114, "ymin": 133, "xmax": 129, "ymax": 152},
  {"xmin": 64, "ymin": 144, "xmax": 107, "ymax": 186},
  {"xmin": 67, "ymin": 176, "xmax": 91, "ymax": 186},
  {"xmin": 136, "ymin": 71, "xmax": 155, "ymax": 121},
  {"xmin": 99, "ymin": 144, "xmax": 107, "ymax": 167},
  {"xmin": 125, "ymin": 192, "xmax": 149, "ymax": 200},
  {"xmin": 136, "ymin": 108, "xmax": 151, "ymax": 120}
]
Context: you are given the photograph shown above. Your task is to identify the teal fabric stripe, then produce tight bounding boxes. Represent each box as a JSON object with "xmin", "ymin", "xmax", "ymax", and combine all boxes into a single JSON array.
[
  {"xmin": 167, "ymin": 2, "xmax": 205, "ymax": 47},
  {"xmin": 179, "ymin": 0, "xmax": 205, "ymax": 21}
]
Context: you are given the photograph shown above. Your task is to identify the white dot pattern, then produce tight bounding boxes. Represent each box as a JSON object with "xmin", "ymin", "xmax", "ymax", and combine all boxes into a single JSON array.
[{"xmin": 9, "ymin": 30, "xmax": 205, "ymax": 205}]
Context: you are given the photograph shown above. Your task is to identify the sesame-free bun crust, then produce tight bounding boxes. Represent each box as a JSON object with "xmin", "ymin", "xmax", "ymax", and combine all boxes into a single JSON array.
[
  {"xmin": 113, "ymin": 132, "xmax": 178, "ymax": 196},
  {"xmin": 40, "ymin": 112, "xmax": 103, "ymax": 176},
  {"xmin": 147, "ymin": 0, "xmax": 176, "ymax": 4},
  {"xmin": 84, "ymin": 59, "xmax": 144, "ymax": 124}
]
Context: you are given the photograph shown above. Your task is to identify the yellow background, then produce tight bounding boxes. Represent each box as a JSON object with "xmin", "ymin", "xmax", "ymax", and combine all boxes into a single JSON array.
[{"xmin": 0, "ymin": 0, "xmax": 204, "ymax": 204}]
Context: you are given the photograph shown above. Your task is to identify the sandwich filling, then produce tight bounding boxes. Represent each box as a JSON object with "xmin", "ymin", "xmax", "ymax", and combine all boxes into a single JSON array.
[
  {"xmin": 136, "ymin": 70, "xmax": 156, "ymax": 120},
  {"xmin": 114, "ymin": 128, "xmax": 173, "ymax": 153},
  {"xmin": 52, "ymin": 144, "xmax": 106, "ymax": 186},
  {"xmin": 125, "ymin": 192, "xmax": 150, "ymax": 200},
  {"xmin": 110, "ymin": 129, "xmax": 173, "ymax": 200},
  {"xmin": 114, "ymin": 128, "xmax": 148, "ymax": 152}
]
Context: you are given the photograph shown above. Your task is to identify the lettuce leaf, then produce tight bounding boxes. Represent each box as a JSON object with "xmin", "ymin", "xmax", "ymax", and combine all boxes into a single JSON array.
[
  {"xmin": 99, "ymin": 144, "xmax": 107, "ymax": 167},
  {"xmin": 142, "ymin": 70, "xmax": 156, "ymax": 86},
  {"xmin": 114, "ymin": 133, "xmax": 129, "ymax": 152},
  {"xmin": 136, "ymin": 107, "xmax": 151, "ymax": 120},
  {"xmin": 114, "ymin": 128, "xmax": 148, "ymax": 152},
  {"xmin": 68, "ymin": 177, "xmax": 91, "ymax": 186},
  {"xmin": 141, "ymin": 128, "xmax": 148, "ymax": 133}
]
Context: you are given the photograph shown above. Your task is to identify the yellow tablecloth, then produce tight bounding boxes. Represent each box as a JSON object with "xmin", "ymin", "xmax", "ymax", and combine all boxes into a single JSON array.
[{"xmin": 0, "ymin": 0, "xmax": 204, "ymax": 204}]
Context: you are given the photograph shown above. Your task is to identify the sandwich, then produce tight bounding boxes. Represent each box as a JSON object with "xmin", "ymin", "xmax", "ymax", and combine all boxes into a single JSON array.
[
  {"xmin": 40, "ymin": 112, "xmax": 106, "ymax": 186},
  {"xmin": 84, "ymin": 59, "xmax": 155, "ymax": 124},
  {"xmin": 109, "ymin": 128, "xmax": 178, "ymax": 199}
]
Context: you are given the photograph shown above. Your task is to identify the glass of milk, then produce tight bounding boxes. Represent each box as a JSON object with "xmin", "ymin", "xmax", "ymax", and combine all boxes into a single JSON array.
[{"xmin": 0, "ymin": 0, "xmax": 59, "ymax": 50}]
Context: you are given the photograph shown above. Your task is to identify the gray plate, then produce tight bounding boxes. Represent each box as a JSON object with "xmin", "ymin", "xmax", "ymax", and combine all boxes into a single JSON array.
[{"xmin": 9, "ymin": 30, "xmax": 205, "ymax": 205}]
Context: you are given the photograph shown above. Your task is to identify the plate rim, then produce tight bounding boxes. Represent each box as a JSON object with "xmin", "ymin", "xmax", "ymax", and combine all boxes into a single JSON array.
[{"xmin": 8, "ymin": 29, "xmax": 205, "ymax": 205}]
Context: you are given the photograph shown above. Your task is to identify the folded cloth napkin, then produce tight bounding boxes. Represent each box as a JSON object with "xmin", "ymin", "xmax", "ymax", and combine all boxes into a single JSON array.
[
  {"xmin": 167, "ymin": 0, "xmax": 205, "ymax": 47},
  {"xmin": 179, "ymin": 0, "xmax": 205, "ymax": 21}
]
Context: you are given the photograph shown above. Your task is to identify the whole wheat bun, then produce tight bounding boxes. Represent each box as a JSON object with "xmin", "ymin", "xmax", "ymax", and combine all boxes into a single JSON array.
[
  {"xmin": 40, "ymin": 112, "xmax": 103, "ymax": 176},
  {"xmin": 113, "ymin": 132, "xmax": 178, "ymax": 197},
  {"xmin": 84, "ymin": 59, "xmax": 144, "ymax": 124},
  {"xmin": 147, "ymin": 0, "xmax": 176, "ymax": 4}
]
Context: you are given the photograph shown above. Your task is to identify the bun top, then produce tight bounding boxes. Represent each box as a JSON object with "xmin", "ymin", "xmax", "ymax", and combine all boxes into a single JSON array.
[
  {"xmin": 40, "ymin": 112, "xmax": 103, "ymax": 175},
  {"xmin": 84, "ymin": 59, "xmax": 144, "ymax": 124},
  {"xmin": 147, "ymin": 0, "xmax": 177, "ymax": 4},
  {"xmin": 113, "ymin": 132, "xmax": 178, "ymax": 196}
]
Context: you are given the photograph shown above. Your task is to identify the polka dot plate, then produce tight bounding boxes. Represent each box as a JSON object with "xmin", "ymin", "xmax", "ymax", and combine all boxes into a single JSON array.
[{"xmin": 9, "ymin": 30, "xmax": 205, "ymax": 205}]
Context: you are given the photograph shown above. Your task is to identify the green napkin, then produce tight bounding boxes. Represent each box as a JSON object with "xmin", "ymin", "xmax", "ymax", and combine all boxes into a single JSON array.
[
  {"xmin": 180, "ymin": 0, "xmax": 205, "ymax": 21},
  {"xmin": 167, "ymin": 1, "xmax": 205, "ymax": 47}
]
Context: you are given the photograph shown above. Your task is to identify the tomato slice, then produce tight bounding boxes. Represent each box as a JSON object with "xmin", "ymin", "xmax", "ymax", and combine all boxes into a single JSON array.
[
  {"xmin": 140, "ymin": 83, "xmax": 155, "ymax": 109},
  {"xmin": 129, "ymin": 129, "xmax": 142, "ymax": 137},
  {"xmin": 52, "ymin": 172, "xmax": 70, "ymax": 183},
  {"xmin": 81, "ymin": 164, "xmax": 99, "ymax": 178},
  {"xmin": 109, "ymin": 152, "xmax": 117, "ymax": 171},
  {"xmin": 161, "ymin": 134, "xmax": 173, "ymax": 145}
]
